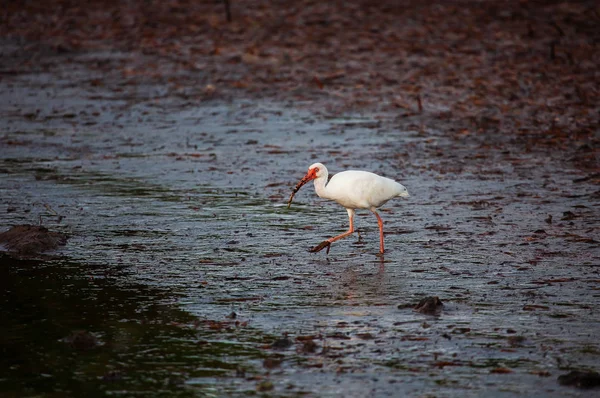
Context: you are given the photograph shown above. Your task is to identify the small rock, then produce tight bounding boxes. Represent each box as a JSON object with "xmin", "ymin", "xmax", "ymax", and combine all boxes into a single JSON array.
[
  {"xmin": 257, "ymin": 380, "xmax": 274, "ymax": 392},
  {"xmin": 561, "ymin": 211, "xmax": 578, "ymax": 221},
  {"xmin": 507, "ymin": 335, "xmax": 526, "ymax": 346},
  {"xmin": 62, "ymin": 330, "xmax": 98, "ymax": 351},
  {"xmin": 271, "ymin": 336, "xmax": 292, "ymax": 350},
  {"xmin": 102, "ymin": 370, "xmax": 123, "ymax": 382},
  {"xmin": 490, "ymin": 367, "xmax": 513, "ymax": 374},
  {"xmin": 301, "ymin": 339, "xmax": 318, "ymax": 353},
  {"xmin": 356, "ymin": 333, "xmax": 375, "ymax": 340},
  {"xmin": 204, "ymin": 84, "xmax": 216, "ymax": 95},
  {"xmin": 454, "ymin": 327, "xmax": 471, "ymax": 334},
  {"xmin": 414, "ymin": 296, "xmax": 443, "ymax": 314},
  {"xmin": 558, "ymin": 370, "xmax": 600, "ymax": 389},
  {"xmin": 326, "ymin": 332, "xmax": 351, "ymax": 340},
  {"xmin": 263, "ymin": 357, "xmax": 282, "ymax": 369}
]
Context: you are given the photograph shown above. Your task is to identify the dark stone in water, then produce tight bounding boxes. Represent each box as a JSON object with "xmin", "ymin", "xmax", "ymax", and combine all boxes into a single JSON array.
[
  {"xmin": 558, "ymin": 370, "xmax": 600, "ymax": 389},
  {"xmin": 0, "ymin": 224, "xmax": 67, "ymax": 255},
  {"xmin": 414, "ymin": 296, "xmax": 443, "ymax": 314},
  {"xmin": 271, "ymin": 336, "xmax": 292, "ymax": 349}
]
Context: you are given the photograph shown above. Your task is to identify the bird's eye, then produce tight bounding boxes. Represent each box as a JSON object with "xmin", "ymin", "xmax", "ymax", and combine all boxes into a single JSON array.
[{"xmin": 314, "ymin": 168, "xmax": 319, "ymax": 172}]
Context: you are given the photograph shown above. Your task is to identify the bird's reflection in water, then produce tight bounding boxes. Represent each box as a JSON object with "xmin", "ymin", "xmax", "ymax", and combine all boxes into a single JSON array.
[{"xmin": 334, "ymin": 257, "xmax": 390, "ymax": 303}]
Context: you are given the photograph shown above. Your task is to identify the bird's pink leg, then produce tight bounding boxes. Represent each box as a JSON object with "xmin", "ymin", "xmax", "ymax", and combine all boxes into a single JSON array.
[
  {"xmin": 371, "ymin": 209, "xmax": 385, "ymax": 254},
  {"xmin": 328, "ymin": 208, "xmax": 355, "ymax": 243},
  {"xmin": 309, "ymin": 209, "xmax": 355, "ymax": 253}
]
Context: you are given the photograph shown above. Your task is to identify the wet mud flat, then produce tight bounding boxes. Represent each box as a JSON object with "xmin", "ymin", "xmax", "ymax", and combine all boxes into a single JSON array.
[
  {"xmin": 2, "ymin": 1, "xmax": 600, "ymax": 397},
  {"xmin": 2, "ymin": 63, "xmax": 599, "ymax": 397}
]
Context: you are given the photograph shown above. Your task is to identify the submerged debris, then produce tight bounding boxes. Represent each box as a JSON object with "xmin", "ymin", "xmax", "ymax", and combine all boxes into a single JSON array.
[{"xmin": 0, "ymin": 224, "xmax": 67, "ymax": 255}]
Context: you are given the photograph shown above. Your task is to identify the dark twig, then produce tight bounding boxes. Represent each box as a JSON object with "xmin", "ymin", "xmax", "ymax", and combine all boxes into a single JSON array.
[
  {"xmin": 223, "ymin": 0, "xmax": 232, "ymax": 22},
  {"xmin": 527, "ymin": 23, "xmax": 535, "ymax": 38},
  {"xmin": 549, "ymin": 40, "xmax": 557, "ymax": 60},
  {"xmin": 549, "ymin": 21, "xmax": 565, "ymax": 37}
]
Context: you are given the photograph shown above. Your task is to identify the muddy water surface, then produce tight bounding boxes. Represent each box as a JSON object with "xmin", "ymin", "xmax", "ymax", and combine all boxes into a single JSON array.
[{"xmin": 1, "ymin": 59, "xmax": 599, "ymax": 397}]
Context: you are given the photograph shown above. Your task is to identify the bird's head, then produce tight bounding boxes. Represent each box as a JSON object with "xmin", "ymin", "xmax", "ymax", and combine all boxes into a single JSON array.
[
  {"xmin": 398, "ymin": 185, "xmax": 410, "ymax": 198},
  {"xmin": 307, "ymin": 163, "xmax": 327, "ymax": 179},
  {"xmin": 287, "ymin": 163, "xmax": 327, "ymax": 209}
]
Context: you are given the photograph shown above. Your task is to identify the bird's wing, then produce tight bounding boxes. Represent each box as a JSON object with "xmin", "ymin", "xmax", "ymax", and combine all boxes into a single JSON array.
[{"xmin": 328, "ymin": 171, "xmax": 405, "ymax": 209}]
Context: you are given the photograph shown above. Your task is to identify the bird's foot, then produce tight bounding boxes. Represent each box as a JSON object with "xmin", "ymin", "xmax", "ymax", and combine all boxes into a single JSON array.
[
  {"xmin": 309, "ymin": 240, "xmax": 331, "ymax": 254},
  {"xmin": 355, "ymin": 229, "xmax": 362, "ymax": 243}
]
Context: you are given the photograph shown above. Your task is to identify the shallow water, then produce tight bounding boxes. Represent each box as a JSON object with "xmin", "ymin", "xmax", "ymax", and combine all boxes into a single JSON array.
[{"xmin": 1, "ymin": 56, "xmax": 599, "ymax": 397}]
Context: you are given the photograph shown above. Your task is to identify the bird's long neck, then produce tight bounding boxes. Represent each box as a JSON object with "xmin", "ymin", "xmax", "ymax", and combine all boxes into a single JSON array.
[{"xmin": 313, "ymin": 173, "xmax": 330, "ymax": 199}]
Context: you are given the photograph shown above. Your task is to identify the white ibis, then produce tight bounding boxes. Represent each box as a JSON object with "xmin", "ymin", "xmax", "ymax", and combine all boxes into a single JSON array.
[{"xmin": 287, "ymin": 163, "xmax": 409, "ymax": 255}]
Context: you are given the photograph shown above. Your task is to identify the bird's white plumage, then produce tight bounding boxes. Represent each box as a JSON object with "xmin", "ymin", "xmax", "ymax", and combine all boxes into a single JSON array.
[{"xmin": 309, "ymin": 163, "xmax": 409, "ymax": 210}]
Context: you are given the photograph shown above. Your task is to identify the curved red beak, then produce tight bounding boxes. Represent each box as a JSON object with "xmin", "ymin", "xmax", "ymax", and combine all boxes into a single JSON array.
[{"xmin": 287, "ymin": 168, "xmax": 318, "ymax": 209}]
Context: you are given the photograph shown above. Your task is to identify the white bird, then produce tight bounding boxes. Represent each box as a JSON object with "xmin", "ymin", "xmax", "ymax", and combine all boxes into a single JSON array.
[{"xmin": 287, "ymin": 162, "xmax": 409, "ymax": 255}]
